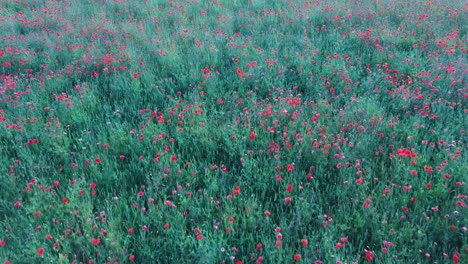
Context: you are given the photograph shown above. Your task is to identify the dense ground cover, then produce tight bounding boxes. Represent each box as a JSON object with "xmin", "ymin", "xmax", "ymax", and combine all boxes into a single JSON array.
[{"xmin": 0, "ymin": 0, "xmax": 466, "ymax": 263}]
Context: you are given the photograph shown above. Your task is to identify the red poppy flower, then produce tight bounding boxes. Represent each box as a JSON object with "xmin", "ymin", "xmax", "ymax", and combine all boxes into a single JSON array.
[{"xmin": 365, "ymin": 250, "xmax": 374, "ymax": 261}]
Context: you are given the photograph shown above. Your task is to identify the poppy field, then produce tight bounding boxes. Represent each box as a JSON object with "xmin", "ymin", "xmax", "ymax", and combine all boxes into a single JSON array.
[{"xmin": 0, "ymin": 0, "xmax": 466, "ymax": 263}]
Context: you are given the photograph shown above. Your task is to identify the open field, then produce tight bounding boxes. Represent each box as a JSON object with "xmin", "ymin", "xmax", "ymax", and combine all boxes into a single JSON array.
[{"xmin": 0, "ymin": 0, "xmax": 466, "ymax": 263}]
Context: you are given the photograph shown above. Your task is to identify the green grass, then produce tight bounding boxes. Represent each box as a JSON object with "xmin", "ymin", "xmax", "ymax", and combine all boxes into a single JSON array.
[{"xmin": 0, "ymin": 0, "xmax": 466, "ymax": 263}]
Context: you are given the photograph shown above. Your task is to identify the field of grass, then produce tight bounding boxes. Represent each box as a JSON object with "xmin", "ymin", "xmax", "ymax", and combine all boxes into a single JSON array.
[{"xmin": 0, "ymin": 0, "xmax": 466, "ymax": 263}]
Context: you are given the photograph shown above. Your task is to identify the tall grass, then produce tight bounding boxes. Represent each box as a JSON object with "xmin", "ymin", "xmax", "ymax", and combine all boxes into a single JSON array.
[{"xmin": 0, "ymin": 0, "xmax": 466, "ymax": 263}]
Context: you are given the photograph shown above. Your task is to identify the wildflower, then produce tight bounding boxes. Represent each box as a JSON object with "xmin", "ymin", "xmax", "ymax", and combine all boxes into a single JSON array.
[{"xmin": 365, "ymin": 250, "xmax": 374, "ymax": 261}]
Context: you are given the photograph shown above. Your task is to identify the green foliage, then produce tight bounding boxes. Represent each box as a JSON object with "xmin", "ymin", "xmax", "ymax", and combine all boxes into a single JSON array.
[{"xmin": 0, "ymin": 0, "xmax": 466, "ymax": 263}]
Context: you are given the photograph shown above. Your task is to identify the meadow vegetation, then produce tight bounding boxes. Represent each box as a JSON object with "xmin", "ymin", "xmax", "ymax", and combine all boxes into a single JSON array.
[{"xmin": 0, "ymin": 0, "xmax": 466, "ymax": 263}]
